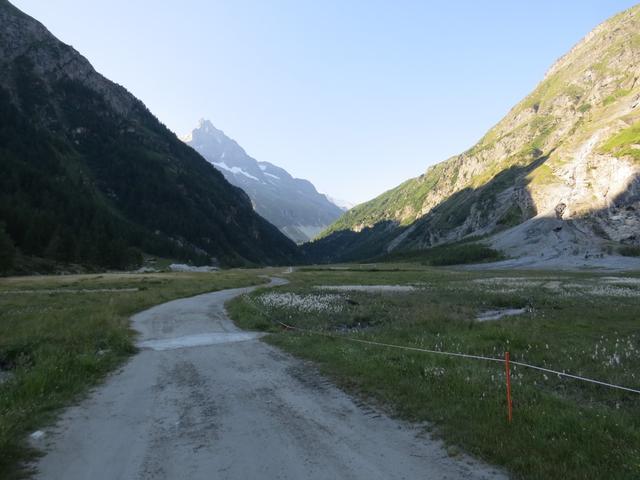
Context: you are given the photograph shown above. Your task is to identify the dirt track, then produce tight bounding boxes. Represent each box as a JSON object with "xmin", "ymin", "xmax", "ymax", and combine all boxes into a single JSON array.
[{"xmin": 32, "ymin": 278, "xmax": 506, "ymax": 479}]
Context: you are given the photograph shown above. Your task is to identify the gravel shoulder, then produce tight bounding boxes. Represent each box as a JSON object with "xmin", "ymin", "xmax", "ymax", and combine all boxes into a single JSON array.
[{"xmin": 32, "ymin": 278, "xmax": 506, "ymax": 480}]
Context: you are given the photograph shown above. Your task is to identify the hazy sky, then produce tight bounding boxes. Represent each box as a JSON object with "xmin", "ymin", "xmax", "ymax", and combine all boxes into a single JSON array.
[{"xmin": 12, "ymin": 0, "xmax": 639, "ymax": 205}]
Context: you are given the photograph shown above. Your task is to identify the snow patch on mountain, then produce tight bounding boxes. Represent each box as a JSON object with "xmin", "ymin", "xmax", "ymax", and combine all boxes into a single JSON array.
[
  {"xmin": 183, "ymin": 119, "xmax": 345, "ymax": 243},
  {"xmin": 213, "ymin": 161, "xmax": 260, "ymax": 181}
]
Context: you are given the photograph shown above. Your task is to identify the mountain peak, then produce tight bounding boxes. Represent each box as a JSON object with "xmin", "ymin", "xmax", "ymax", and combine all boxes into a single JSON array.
[
  {"xmin": 185, "ymin": 118, "xmax": 230, "ymax": 147},
  {"xmin": 197, "ymin": 118, "xmax": 218, "ymax": 133},
  {"xmin": 181, "ymin": 119, "xmax": 220, "ymax": 142},
  {"xmin": 183, "ymin": 119, "xmax": 344, "ymax": 243}
]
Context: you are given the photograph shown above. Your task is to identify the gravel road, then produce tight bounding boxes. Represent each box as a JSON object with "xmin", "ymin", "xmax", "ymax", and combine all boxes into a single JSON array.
[{"xmin": 33, "ymin": 278, "xmax": 506, "ymax": 480}]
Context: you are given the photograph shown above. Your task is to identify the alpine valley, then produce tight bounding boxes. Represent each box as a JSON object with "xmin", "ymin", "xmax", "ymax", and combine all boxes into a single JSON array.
[
  {"xmin": 183, "ymin": 120, "xmax": 344, "ymax": 244},
  {"xmin": 3, "ymin": 2, "xmax": 640, "ymax": 479},
  {"xmin": 2, "ymin": 0, "xmax": 640, "ymax": 272}
]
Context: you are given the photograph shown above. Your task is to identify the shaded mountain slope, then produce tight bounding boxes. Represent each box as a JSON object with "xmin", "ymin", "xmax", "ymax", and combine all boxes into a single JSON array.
[
  {"xmin": 0, "ymin": 0, "xmax": 298, "ymax": 269},
  {"xmin": 310, "ymin": 4, "xmax": 640, "ymax": 264}
]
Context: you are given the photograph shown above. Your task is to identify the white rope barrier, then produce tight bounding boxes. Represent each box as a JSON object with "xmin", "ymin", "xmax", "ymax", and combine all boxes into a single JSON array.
[{"xmin": 277, "ymin": 321, "xmax": 640, "ymax": 395}]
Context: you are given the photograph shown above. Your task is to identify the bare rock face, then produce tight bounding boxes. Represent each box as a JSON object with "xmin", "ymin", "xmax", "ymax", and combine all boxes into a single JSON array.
[
  {"xmin": 0, "ymin": 2, "xmax": 136, "ymax": 119},
  {"xmin": 315, "ymin": 4, "xmax": 640, "ymax": 262}
]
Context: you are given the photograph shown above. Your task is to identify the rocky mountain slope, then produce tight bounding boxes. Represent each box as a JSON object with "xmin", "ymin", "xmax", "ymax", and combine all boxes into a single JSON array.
[
  {"xmin": 183, "ymin": 120, "xmax": 343, "ymax": 244},
  {"xmin": 310, "ymin": 4, "xmax": 640, "ymax": 264},
  {"xmin": 0, "ymin": 0, "xmax": 298, "ymax": 269}
]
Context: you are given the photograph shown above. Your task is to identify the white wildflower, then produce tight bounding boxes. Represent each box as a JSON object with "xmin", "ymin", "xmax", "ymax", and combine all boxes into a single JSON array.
[{"xmin": 256, "ymin": 292, "xmax": 344, "ymax": 314}]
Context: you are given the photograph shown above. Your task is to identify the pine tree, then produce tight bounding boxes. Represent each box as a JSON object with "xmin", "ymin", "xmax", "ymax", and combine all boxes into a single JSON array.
[{"xmin": 0, "ymin": 223, "xmax": 16, "ymax": 271}]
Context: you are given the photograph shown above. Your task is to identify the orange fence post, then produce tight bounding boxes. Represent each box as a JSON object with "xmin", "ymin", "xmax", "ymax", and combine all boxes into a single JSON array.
[{"xmin": 505, "ymin": 351, "xmax": 513, "ymax": 423}]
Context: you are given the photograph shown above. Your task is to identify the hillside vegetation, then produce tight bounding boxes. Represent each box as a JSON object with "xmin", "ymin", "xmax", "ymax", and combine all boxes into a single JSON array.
[
  {"xmin": 312, "ymin": 5, "xmax": 640, "ymax": 263},
  {"xmin": 0, "ymin": 1, "xmax": 298, "ymax": 271}
]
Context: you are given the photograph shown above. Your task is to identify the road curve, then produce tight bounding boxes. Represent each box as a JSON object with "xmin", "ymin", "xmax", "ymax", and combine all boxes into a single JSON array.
[{"xmin": 33, "ymin": 278, "xmax": 506, "ymax": 480}]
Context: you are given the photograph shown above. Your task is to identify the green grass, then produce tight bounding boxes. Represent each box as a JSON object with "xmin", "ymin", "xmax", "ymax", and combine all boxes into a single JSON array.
[
  {"xmin": 619, "ymin": 245, "xmax": 640, "ymax": 257},
  {"xmin": 603, "ymin": 89, "xmax": 632, "ymax": 106},
  {"xmin": 578, "ymin": 103, "xmax": 592, "ymax": 113},
  {"xmin": 380, "ymin": 242, "xmax": 503, "ymax": 266},
  {"xmin": 527, "ymin": 163, "xmax": 556, "ymax": 186},
  {"xmin": 0, "ymin": 270, "xmax": 269, "ymax": 478},
  {"xmin": 600, "ymin": 122, "xmax": 640, "ymax": 161},
  {"xmin": 228, "ymin": 266, "xmax": 640, "ymax": 480}
]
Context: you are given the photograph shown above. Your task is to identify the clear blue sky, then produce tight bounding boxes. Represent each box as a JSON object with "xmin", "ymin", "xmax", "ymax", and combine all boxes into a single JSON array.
[{"xmin": 12, "ymin": 0, "xmax": 640, "ymax": 205}]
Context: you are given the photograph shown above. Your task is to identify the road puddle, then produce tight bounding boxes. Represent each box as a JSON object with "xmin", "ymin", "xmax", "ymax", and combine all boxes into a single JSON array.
[
  {"xmin": 137, "ymin": 332, "xmax": 265, "ymax": 351},
  {"xmin": 476, "ymin": 308, "xmax": 527, "ymax": 322}
]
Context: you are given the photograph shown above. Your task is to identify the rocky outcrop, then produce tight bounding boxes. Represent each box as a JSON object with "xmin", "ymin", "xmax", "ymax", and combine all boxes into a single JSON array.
[{"xmin": 314, "ymin": 4, "xmax": 640, "ymax": 262}]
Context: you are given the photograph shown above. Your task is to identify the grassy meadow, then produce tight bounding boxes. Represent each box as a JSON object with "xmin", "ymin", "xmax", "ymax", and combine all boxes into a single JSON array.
[
  {"xmin": 2, "ymin": 263, "xmax": 639, "ymax": 479},
  {"xmin": 0, "ymin": 269, "xmax": 269, "ymax": 479},
  {"xmin": 228, "ymin": 264, "xmax": 640, "ymax": 480}
]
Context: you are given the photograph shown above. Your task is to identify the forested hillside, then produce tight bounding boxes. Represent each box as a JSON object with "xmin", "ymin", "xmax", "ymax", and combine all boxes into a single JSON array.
[{"xmin": 0, "ymin": 0, "xmax": 299, "ymax": 271}]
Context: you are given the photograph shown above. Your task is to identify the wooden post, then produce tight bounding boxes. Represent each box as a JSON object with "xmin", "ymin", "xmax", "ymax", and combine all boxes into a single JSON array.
[{"xmin": 505, "ymin": 351, "xmax": 513, "ymax": 423}]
